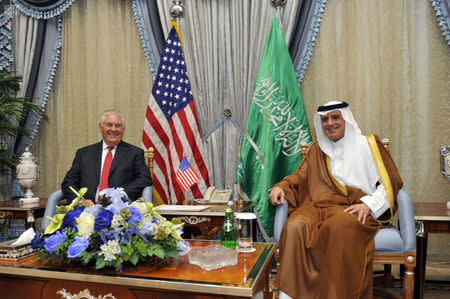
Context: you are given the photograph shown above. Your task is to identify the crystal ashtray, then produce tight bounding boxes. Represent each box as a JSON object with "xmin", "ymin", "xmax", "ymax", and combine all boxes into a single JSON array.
[{"xmin": 189, "ymin": 244, "xmax": 238, "ymax": 270}]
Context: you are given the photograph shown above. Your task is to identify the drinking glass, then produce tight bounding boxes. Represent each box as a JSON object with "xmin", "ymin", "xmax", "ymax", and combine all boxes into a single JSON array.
[{"xmin": 235, "ymin": 212, "xmax": 256, "ymax": 252}]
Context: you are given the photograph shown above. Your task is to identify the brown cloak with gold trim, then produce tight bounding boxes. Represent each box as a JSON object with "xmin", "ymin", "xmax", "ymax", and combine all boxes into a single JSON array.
[{"xmin": 273, "ymin": 135, "xmax": 402, "ymax": 299}]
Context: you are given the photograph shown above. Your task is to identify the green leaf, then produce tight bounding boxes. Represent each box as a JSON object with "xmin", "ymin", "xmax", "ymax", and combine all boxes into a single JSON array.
[
  {"xmin": 96, "ymin": 257, "xmax": 106, "ymax": 269},
  {"xmin": 121, "ymin": 243, "xmax": 133, "ymax": 260},
  {"xmin": 80, "ymin": 251, "xmax": 96, "ymax": 265},
  {"xmin": 164, "ymin": 247, "xmax": 179, "ymax": 258},
  {"xmin": 147, "ymin": 244, "xmax": 165, "ymax": 259},
  {"xmin": 135, "ymin": 239, "xmax": 148, "ymax": 256},
  {"xmin": 130, "ymin": 253, "xmax": 139, "ymax": 265}
]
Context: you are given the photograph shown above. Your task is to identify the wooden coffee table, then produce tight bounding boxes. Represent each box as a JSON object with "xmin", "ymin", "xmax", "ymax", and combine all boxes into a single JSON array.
[
  {"xmin": 413, "ymin": 202, "xmax": 450, "ymax": 299},
  {"xmin": 0, "ymin": 199, "xmax": 47, "ymax": 230},
  {"xmin": 0, "ymin": 240, "xmax": 275, "ymax": 298}
]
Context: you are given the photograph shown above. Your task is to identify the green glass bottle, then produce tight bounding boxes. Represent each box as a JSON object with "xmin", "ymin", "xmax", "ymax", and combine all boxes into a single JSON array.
[{"xmin": 220, "ymin": 201, "xmax": 237, "ymax": 249}]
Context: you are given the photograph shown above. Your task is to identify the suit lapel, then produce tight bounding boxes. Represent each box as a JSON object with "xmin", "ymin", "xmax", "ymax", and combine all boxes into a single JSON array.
[
  {"xmin": 94, "ymin": 141, "xmax": 103, "ymax": 183},
  {"xmin": 109, "ymin": 141, "xmax": 124, "ymax": 176}
]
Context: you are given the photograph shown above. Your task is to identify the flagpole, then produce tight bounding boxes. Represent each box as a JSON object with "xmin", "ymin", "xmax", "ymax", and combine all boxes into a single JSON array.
[{"xmin": 182, "ymin": 191, "xmax": 189, "ymax": 205}]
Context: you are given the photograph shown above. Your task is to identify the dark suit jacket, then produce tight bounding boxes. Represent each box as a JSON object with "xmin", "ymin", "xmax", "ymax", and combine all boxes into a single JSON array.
[{"xmin": 61, "ymin": 141, "xmax": 152, "ymax": 202}]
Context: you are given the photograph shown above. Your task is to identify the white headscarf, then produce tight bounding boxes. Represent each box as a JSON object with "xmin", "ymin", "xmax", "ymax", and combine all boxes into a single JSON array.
[{"xmin": 313, "ymin": 101, "xmax": 379, "ymax": 195}]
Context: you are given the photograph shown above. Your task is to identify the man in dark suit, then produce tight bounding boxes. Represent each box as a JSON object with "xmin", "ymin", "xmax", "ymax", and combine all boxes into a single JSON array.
[{"xmin": 61, "ymin": 110, "xmax": 152, "ymax": 203}]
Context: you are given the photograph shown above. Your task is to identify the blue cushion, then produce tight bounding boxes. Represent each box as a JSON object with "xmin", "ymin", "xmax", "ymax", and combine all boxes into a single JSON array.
[{"xmin": 374, "ymin": 225, "xmax": 404, "ymax": 253}]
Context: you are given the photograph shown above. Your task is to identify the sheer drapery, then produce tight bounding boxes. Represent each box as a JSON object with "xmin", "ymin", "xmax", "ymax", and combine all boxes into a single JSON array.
[
  {"xmin": 155, "ymin": 0, "xmax": 301, "ymax": 188},
  {"xmin": 13, "ymin": 11, "xmax": 39, "ymax": 99},
  {"xmin": 300, "ymin": 0, "xmax": 450, "ymax": 204},
  {"xmin": 33, "ymin": 0, "xmax": 151, "ymax": 197}
]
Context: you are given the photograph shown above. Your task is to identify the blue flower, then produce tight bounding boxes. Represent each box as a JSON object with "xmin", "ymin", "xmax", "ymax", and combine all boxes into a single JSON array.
[
  {"xmin": 85, "ymin": 205, "xmax": 103, "ymax": 218},
  {"xmin": 94, "ymin": 210, "xmax": 114, "ymax": 232},
  {"xmin": 62, "ymin": 207, "xmax": 84, "ymax": 230},
  {"xmin": 67, "ymin": 236, "xmax": 89, "ymax": 258},
  {"xmin": 139, "ymin": 221, "xmax": 154, "ymax": 235},
  {"xmin": 30, "ymin": 231, "xmax": 44, "ymax": 249},
  {"xmin": 100, "ymin": 188, "xmax": 129, "ymax": 211},
  {"xmin": 127, "ymin": 206, "xmax": 142, "ymax": 223},
  {"xmin": 44, "ymin": 230, "xmax": 66, "ymax": 254},
  {"xmin": 121, "ymin": 229, "xmax": 132, "ymax": 244},
  {"xmin": 106, "ymin": 196, "xmax": 129, "ymax": 215},
  {"xmin": 100, "ymin": 230, "xmax": 119, "ymax": 244},
  {"xmin": 177, "ymin": 241, "xmax": 190, "ymax": 256}
]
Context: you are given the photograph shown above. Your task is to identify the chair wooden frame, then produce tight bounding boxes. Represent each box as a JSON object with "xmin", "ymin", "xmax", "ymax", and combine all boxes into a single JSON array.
[{"xmin": 144, "ymin": 147, "xmax": 155, "ymax": 179}]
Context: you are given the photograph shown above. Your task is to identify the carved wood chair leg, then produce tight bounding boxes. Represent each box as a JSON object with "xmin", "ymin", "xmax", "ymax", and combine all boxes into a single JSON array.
[{"xmin": 403, "ymin": 265, "xmax": 414, "ymax": 299}]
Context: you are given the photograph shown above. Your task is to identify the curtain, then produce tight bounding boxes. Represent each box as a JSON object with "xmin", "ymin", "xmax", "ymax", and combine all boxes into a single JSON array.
[
  {"xmin": 14, "ymin": 0, "xmax": 76, "ymax": 19},
  {"xmin": 33, "ymin": 0, "xmax": 151, "ymax": 197},
  {"xmin": 131, "ymin": 0, "xmax": 164, "ymax": 79},
  {"xmin": 154, "ymin": 0, "xmax": 301, "ymax": 189},
  {"xmin": 289, "ymin": 0, "xmax": 327, "ymax": 83},
  {"xmin": 13, "ymin": 11, "xmax": 40, "ymax": 99},
  {"xmin": 12, "ymin": 15, "xmax": 60, "ymax": 197},
  {"xmin": 300, "ymin": 0, "xmax": 450, "ymax": 206}
]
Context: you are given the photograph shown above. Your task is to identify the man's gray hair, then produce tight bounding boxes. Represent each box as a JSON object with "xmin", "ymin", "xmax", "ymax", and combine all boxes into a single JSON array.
[{"xmin": 99, "ymin": 109, "xmax": 126, "ymax": 127}]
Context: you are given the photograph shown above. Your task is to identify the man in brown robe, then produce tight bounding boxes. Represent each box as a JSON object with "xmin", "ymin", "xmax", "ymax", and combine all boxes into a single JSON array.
[{"xmin": 269, "ymin": 101, "xmax": 403, "ymax": 299}]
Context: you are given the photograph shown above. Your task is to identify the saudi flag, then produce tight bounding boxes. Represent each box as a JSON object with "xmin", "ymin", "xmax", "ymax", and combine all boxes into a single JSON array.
[{"xmin": 241, "ymin": 13, "xmax": 312, "ymax": 240}]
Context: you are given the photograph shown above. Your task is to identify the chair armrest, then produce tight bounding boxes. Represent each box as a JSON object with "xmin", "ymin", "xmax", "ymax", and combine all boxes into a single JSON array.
[
  {"xmin": 397, "ymin": 188, "xmax": 416, "ymax": 252},
  {"xmin": 142, "ymin": 185, "xmax": 153, "ymax": 203},
  {"xmin": 41, "ymin": 189, "xmax": 65, "ymax": 230},
  {"xmin": 274, "ymin": 201, "xmax": 289, "ymax": 244}
]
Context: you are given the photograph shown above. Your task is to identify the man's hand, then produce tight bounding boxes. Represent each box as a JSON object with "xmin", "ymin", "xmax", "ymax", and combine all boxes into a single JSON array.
[
  {"xmin": 344, "ymin": 203, "xmax": 371, "ymax": 224},
  {"xmin": 80, "ymin": 199, "xmax": 94, "ymax": 208},
  {"xmin": 269, "ymin": 187, "xmax": 286, "ymax": 205}
]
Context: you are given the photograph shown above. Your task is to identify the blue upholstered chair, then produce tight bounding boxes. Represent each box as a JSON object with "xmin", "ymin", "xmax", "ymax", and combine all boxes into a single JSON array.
[
  {"xmin": 41, "ymin": 186, "xmax": 153, "ymax": 229},
  {"xmin": 272, "ymin": 143, "xmax": 416, "ymax": 299}
]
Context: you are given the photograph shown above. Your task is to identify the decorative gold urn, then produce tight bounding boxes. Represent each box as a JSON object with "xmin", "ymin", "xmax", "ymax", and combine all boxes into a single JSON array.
[{"xmin": 16, "ymin": 147, "xmax": 39, "ymax": 204}]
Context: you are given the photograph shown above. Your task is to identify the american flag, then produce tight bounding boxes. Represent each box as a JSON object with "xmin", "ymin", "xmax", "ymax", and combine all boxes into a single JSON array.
[
  {"xmin": 176, "ymin": 156, "xmax": 200, "ymax": 192},
  {"xmin": 142, "ymin": 25, "xmax": 210, "ymax": 204}
]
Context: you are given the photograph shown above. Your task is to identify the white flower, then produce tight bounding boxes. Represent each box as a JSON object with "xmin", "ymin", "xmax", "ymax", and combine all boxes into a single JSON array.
[
  {"xmin": 100, "ymin": 240, "xmax": 121, "ymax": 262},
  {"xmin": 130, "ymin": 201, "xmax": 148, "ymax": 215},
  {"xmin": 111, "ymin": 214, "xmax": 124, "ymax": 233},
  {"xmin": 76, "ymin": 211, "xmax": 95, "ymax": 237}
]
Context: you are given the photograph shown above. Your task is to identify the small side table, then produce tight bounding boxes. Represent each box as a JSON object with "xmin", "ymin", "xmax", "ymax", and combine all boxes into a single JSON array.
[
  {"xmin": 413, "ymin": 202, "xmax": 450, "ymax": 299},
  {"xmin": 159, "ymin": 202, "xmax": 255, "ymax": 240},
  {"xmin": 0, "ymin": 199, "xmax": 47, "ymax": 230}
]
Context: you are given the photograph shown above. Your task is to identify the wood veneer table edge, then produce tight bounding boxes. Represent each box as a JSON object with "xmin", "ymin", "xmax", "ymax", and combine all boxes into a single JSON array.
[
  {"xmin": 0, "ymin": 243, "xmax": 275, "ymax": 298},
  {"xmin": 0, "ymin": 266, "xmax": 255, "ymax": 297}
]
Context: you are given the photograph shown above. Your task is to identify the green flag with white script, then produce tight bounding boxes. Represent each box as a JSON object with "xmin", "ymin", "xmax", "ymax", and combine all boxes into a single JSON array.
[{"xmin": 241, "ymin": 13, "xmax": 312, "ymax": 240}]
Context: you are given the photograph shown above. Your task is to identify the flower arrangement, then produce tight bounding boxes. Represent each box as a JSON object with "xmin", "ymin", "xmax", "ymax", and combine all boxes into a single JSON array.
[{"xmin": 31, "ymin": 187, "xmax": 188, "ymax": 271}]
